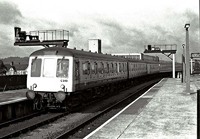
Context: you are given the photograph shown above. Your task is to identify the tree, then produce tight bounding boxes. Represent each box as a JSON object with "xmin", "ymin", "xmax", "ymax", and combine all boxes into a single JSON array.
[{"xmin": 0, "ymin": 60, "xmax": 7, "ymax": 75}]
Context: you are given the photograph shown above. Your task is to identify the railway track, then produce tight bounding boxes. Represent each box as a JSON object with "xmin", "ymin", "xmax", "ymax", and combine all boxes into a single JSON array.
[
  {"xmin": 0, "ymin": 78, "xmax": 160, "ymax": 139},
  {"xmin": 55, "ymin": 79, "xmax": 159, "ymax": 139},
  {"xmin": 0, "ymin": 110, "xmax": 46, "ymax": 129},
  {"xmin": 0, "ymin": 111, "xmax": 66, "ymax": 139}
]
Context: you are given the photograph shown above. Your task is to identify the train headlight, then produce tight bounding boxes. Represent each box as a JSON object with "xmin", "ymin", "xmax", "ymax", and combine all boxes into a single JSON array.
[
  {"xmin": 60, "ymin": 84, "xmax": 65, "ymax": 89},
  {"xmin": 55, "ymin": 91, "xmax": 66, "ymax": 102},
  {"xmin": 26, "ymin": 90, "xmax": 35, "ymax": 100},
  {"xmin": 33, "ymin": 83, "xmax": 37, "ymax": 88}
]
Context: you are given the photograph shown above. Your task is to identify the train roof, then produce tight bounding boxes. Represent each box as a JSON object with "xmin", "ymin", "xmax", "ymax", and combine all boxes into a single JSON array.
[
  {"xmin": 159, "ymin": 60, "xmax": 182, "ymax": 65},
  {"xmin": 30, "ymin": 47, "xmax": 160, "ymax": 63},
  {"xmin": 30, "ymin": 47, "xmax": 130, "ymax": 61}
]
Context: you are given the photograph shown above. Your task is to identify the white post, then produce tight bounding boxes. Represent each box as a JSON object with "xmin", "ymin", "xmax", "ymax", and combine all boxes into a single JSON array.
[
  {"xmin": 190, "ymin": 59, "xmax": 193, "ymax": 74},
  {"xmin": 183, "ymin": 58, "xmax": 186, "ymax": 82},
  {"xmin": 172, "ymin": 54, "xmax": 175, "ymax": 78},
  {"xmin": 185, "ymin": 24, "xmax": 190, "ymax": 93},
  {"xmin": 182, "ymin": 44, "xmax": 186, "ymax": 83}
]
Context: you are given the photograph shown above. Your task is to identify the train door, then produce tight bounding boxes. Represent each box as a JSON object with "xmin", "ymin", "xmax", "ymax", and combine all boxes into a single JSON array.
[
  {"xmin": 91, "ymin": 61, "xmax": 98, "ymax": 80},
  {"xmin": 74, "ymin": 59, "xmax": 80, "ymax": 90},
  {"xmin": 147, "ymin": 64, "xmax": 150, "ymax": 74}
]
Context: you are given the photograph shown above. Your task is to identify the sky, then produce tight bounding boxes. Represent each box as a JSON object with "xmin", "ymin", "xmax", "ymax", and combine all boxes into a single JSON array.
[{"xmin": 0, "ymin": 0, "xmax": 199, "ymax": 62}]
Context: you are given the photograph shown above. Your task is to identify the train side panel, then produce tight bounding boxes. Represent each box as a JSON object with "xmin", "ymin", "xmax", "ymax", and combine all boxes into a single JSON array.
[
  {"xmin": 159, "ymin": 61, "xmax": 182, "ymax": 73},
  {"xmin": 128, "ymin": 61, "xmax": 147, "ymax": 78},
  {"xmin": 73, "ymin": 57, "xmax": 128, "ymax": 91},
  {"xmin": 159, "ymin": 61, "xmax": 172, "ymax": 73},
  {"xmin": 147, "ymin": 63, "xmax": 159, "ymax": 74}
]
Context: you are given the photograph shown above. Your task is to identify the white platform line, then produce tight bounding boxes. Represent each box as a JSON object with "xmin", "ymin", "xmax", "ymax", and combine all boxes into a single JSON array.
[
  {"xmin": 0, "ymin": 97, "xmax": 27, "ymax": 106},
  {"xmin": 84, "ymin": 79, "xmax": 164, "ymax": 139}
]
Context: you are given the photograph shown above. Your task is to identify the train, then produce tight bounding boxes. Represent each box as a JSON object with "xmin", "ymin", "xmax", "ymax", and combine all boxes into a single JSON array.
[{"xmin": 26, "ymin": 46, "xmax": 182, "ymax": 110}]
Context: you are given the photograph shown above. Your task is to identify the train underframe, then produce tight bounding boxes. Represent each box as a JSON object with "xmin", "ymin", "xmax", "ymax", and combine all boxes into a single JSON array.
[{"xmin": 29, "ymin": 72, "xmax": 175, "ymax": 111}]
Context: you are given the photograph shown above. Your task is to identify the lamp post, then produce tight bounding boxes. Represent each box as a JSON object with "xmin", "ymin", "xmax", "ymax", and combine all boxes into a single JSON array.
[
  {"xmin": 182, "ymin": 44, "xmax": 186, "ymax": 83},
  {"xmin": 172, "ymin": 53, "xmax": 176, "ymax": 78},
  {"xmin": 184, "ymin": 23, "xmax": 190, "ymax": 93}
]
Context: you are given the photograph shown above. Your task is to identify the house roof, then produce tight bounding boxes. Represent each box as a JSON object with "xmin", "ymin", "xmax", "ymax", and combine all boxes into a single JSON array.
[{"xmin": 5, "ymin": 64, "xmax": 28, "ymax": 71}]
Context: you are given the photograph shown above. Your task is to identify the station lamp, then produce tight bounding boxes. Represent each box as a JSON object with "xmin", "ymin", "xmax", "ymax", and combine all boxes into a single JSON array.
[{"xmin": 184, "ymin": 24, "xmax": 190, "ymax": 31}]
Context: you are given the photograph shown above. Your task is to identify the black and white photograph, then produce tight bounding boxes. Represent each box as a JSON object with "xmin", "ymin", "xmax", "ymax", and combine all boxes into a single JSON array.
[{"xmin": 0, "ymin": 0, "xmax": 199, "ymax": 138}]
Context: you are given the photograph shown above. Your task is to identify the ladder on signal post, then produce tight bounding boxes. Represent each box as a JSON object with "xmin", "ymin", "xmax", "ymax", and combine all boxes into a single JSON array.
[{"xmin": 14, "ymin": 27, "xmax": 69, "ymax": 48}]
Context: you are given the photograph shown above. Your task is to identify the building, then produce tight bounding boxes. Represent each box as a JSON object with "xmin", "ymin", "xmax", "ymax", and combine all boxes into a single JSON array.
[{"xmin": 5, "ymin": 62, "xmax": 28, "ymax": 75}]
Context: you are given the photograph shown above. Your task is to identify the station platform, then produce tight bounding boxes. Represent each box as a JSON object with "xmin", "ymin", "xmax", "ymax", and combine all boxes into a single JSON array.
[
  {"xmin": 0, "ymin": 89, "xmax": 27, "ymax": 105},
  {"xmin": 85, "ymin": 76, "xmax": 198, "ymax": 139}
]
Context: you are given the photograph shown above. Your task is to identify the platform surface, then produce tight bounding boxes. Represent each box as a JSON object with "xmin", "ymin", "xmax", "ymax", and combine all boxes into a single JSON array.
[
  {"xmin": 0, "ymin": 89, "xmax": 27, "ymax": 105},
  {"xmin": 85, "ymin": 76, "xmax": 198, "ymax": 139}
]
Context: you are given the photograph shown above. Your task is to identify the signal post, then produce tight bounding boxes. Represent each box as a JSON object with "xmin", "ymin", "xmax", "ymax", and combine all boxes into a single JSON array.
[{"xmin": 144, "ymin": 44, "xmax": 177, "ymax": 78}]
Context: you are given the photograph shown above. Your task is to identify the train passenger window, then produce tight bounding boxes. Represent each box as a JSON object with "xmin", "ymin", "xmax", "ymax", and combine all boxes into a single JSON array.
[
  {"xmin": 122, "ymin": 63, "xmax": 124, "ymax": 72},
  {"xmin": 83, "ymin": 61, "xmax": 90, "ymax": 75},
  {"xmin": 91, "ymin": 63, "xmax": 95, "ymax": 74},
  {"xmin": 110, "ymin": 63, "xmax": 114, "ymax": 73},
  {"xmin": 115, "ymin": 63, "xmax": 118, "ymax": 73},
  {"xmin": 119, "ymin": 63, "xmax": 121, "ymax": 72},
  {"xmin": 107, "ymin": 63, "xmax": 109, "ymax": 73},
  {"xmin": 56, "ymin": 59, "xmax": 69, "ymax": 78},
  {"xmin": 104, "ymin": 63, "xmax": 109, "ymax": 73},
  {"xmin": 119, "ymin": 63, "xmax": 124, "ymax": 72},
  {"xmin": 94, "ymin": 62, "xmax": 98, "ymax": 74},
  {"xmin": 31, "ymin": 58, "xmax": 41, "ymax": 77},
  {"xmin": 130, "ymin": 64, "xmax": 132, "ymax": 71},
  {"xmin": 43, "ymin": 58, "xmax": 57, "ymax": 77},
  {"xmin": 91, "ymin": 62, "xmax": 98, "ymax": 74},
  {"xmin": 124, "ymin": 63, "xmax": 127, "ymax": 72},
  {"xmin": 98, "ymin": 62, "xmax": 104, "ymax": 74},
  {"xmin": 75, "ymin": 61, "xmax": 79, "ymax": 80}
]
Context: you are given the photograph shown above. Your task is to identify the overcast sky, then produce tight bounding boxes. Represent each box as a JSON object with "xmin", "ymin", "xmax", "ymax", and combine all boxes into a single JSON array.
[{"xmin": 0, "ymin": 0, "xmax": 199, "ymax": 62}]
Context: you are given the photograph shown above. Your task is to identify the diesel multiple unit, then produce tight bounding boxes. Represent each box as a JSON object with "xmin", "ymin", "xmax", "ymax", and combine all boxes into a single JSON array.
[{"xmin": 26, "ymin": 47, "xmax": 182, "ymax": 110}]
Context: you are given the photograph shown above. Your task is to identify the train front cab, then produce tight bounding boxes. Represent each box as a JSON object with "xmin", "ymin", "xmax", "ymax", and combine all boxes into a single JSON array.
[{"xmin": 26, "ymin": 55, "xmax": 74, "ymax": 109}]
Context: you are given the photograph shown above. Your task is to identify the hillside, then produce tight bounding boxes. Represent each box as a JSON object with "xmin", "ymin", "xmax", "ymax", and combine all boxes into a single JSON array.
[{"xmin": 1, "ymin": 57, "xmax": 29, "ymax": 65}]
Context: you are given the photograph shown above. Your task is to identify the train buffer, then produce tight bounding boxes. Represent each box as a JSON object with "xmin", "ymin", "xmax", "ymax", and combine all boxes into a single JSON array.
[{"xmin": 85, "ymin": 77, "xmax": 197, "ymax": 139}]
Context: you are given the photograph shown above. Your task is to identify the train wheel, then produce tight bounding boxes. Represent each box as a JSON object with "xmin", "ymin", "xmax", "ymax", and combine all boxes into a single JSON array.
[
  {"xmin": 33, "ymin": 94, "xmax": 43, "ymax": 111},
  {"xmin": 66, "ymin": 95, "xmax": 80, "ymax": 109},
  {"xmin": 110, "ymin": 84, "xmax": 115, "ymax": 95},
  {"xmin": 95, "ymin": 87, "xmax": 101, "ymax": 98},
  {"xmin": 59, "ymin": 98, "xmax": 70, "ymax": 112}
]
